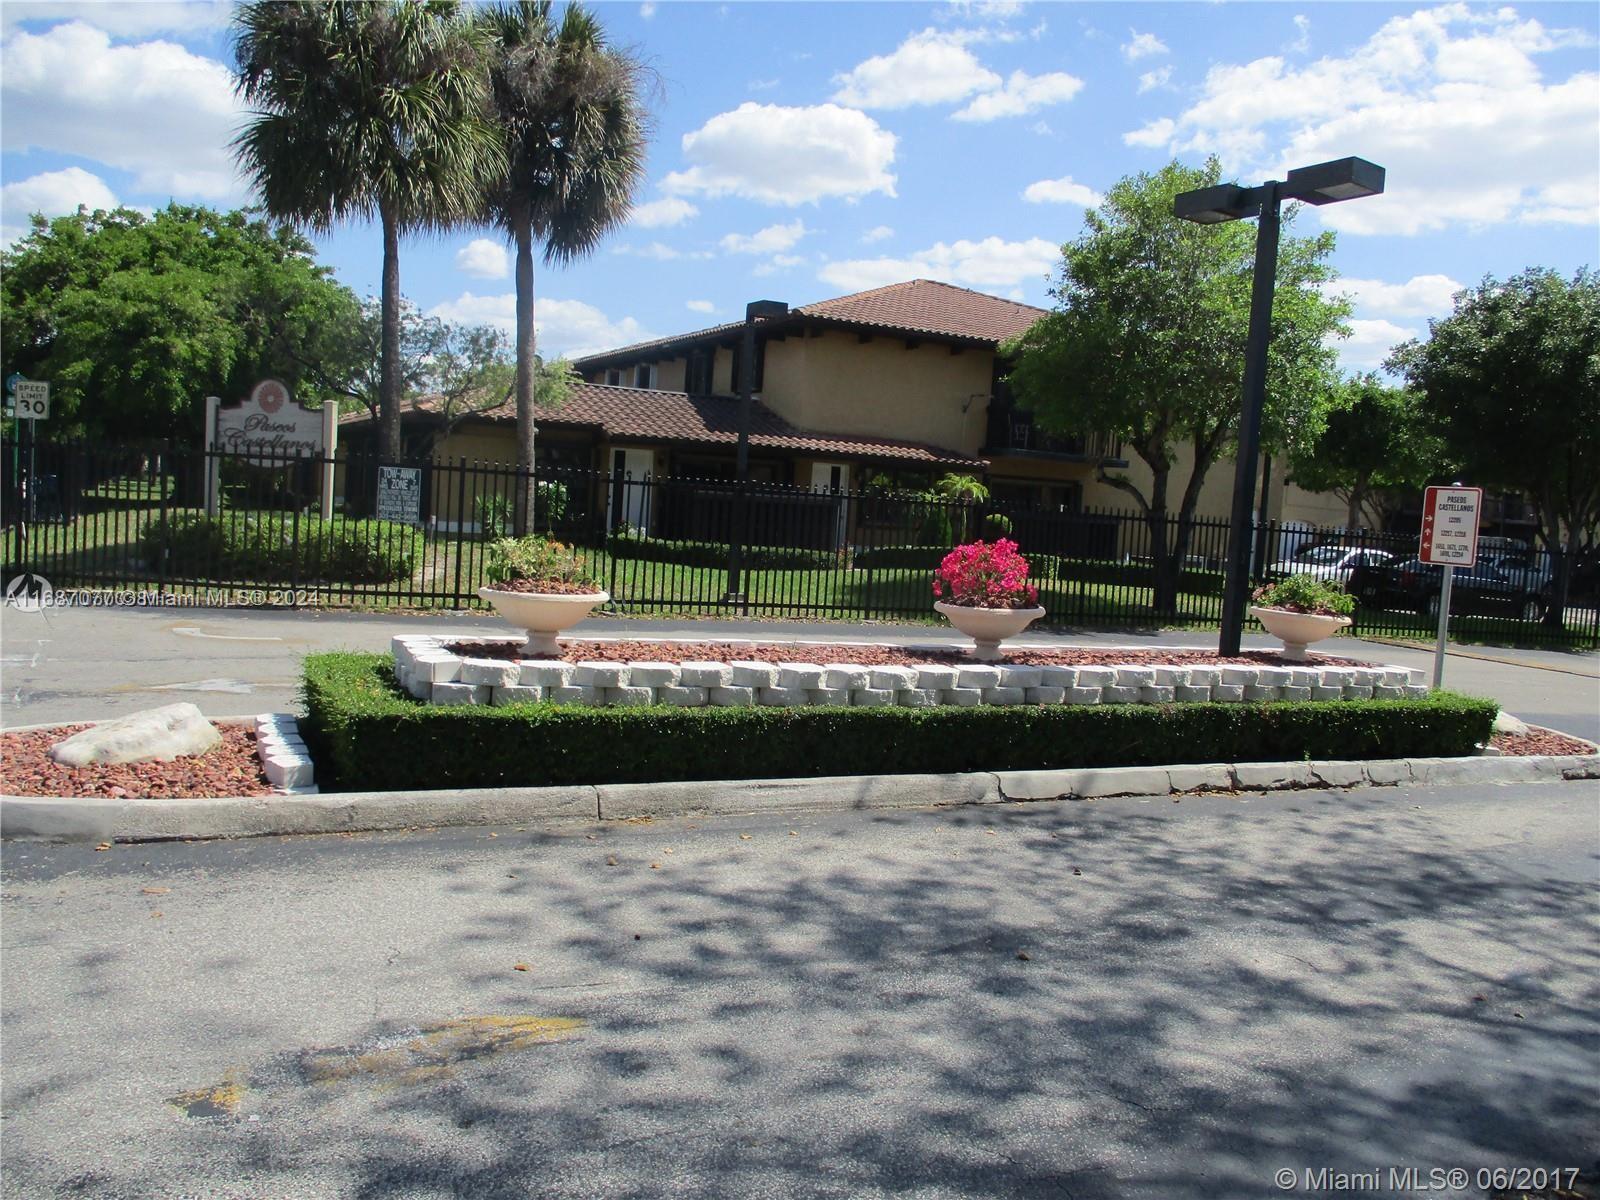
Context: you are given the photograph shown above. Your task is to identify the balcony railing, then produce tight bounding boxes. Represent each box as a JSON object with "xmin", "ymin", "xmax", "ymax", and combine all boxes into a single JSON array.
[{"xmin": 983, "ymin": 411, "xmax": 1122, "ymax": 462}]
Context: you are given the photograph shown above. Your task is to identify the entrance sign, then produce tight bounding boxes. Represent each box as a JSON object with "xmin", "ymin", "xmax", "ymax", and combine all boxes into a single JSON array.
[
  {"xmin": 214, "ymin": 382, "xmax": 323, "ymax": 459},
  {"xmin": 14, "ymin": 380, "xmax": 49, "ymax": 420},
  {"xmin": 1419, "ymin": 485, "xmax": 1483, "ymax": 567},
  {"xmin": 203, "ymin": 383, "xmax": 339, "ymax": 521},
  {"xmin": 1419, "ymin": 484, "xmax": 1483, "ymax": 690},
  {"xmin": 377, "ymin": 466, "xmax": 423, "ymax": 525}
]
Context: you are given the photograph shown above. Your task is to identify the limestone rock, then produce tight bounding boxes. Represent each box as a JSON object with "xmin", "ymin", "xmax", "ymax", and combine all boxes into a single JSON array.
[{"xmin": 49, "ymin": 703, "xmax": 221, "ymax": 767}]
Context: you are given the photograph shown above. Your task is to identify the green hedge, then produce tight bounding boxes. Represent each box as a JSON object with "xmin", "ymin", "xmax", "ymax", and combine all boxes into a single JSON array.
[
  {"xmin": 608, "ymin": 533, "xmax": 835, "ymax": 570},
  {"xmin": 140, "ymin": 513, "xmax": 422, "ymax": 584},
  {"xmin": 303, "ymin": 652, "xmax": 1497, "ymax": 792},
  {"xmin": 850, "ymin": 545, "xmax": 1229, "ymax": 595}
]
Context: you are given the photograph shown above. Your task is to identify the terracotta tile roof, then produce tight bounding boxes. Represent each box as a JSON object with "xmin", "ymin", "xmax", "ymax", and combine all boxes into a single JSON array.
[
  {"xmin": 794, "ymin": 279, "xmax": 1048, "ymax": 344},
  {"xmin": 574, "ymin": 278, "xmax": 1048, "ymax": 366},
  {"xmin": 346, "ymin": 382, "xmax": 985, "ymax": 468}
]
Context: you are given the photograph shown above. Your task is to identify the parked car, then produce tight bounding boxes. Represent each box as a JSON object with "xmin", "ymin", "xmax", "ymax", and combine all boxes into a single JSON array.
[
  {"xmin": 1268, "ymin": 544, "xmax": 1396, "ymax": 583},
  {"xmin": 1348, "ymin": 555, "xmax": 1548, "ymax": 621}
]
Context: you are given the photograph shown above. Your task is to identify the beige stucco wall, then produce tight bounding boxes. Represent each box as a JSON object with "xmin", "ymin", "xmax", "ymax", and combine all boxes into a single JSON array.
[{"xmin": 756, "ymin": 332, "xmax": 993, "ymax": 454}]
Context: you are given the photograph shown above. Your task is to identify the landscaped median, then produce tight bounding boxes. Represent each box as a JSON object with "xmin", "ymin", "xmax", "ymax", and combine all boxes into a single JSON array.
[{"xmin": 305, "ymin": 651, "xmax": 1499, "ymax": 791}]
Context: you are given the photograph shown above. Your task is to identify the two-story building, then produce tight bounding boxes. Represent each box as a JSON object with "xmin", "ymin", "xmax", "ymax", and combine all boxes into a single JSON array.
[
  {"xmin": 345, "ymin": 277, "xmax": 1361, "ymax": 536},
  {"xmin": 570, "ymin": 278, "xmax": 1125, "ymax": 515}
]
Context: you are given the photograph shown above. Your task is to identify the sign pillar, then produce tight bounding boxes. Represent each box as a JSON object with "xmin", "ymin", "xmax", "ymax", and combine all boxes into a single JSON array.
[
  {"xmin": 321, "ymin": 403, "xmax": 338, "ymax": 522},
  {"xmin": 1418, "ymin": 484, "xmax": 1484, "ymax": 691},
  {"xmin": 1431, "ymin": 566, "xmax": 1455, "ymax": 690}
]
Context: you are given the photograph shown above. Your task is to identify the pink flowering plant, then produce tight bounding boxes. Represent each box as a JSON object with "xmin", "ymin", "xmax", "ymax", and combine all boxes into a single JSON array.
[{"xmin": 931, "ymin": 538, "xmax": 1040, "ymax": 610}]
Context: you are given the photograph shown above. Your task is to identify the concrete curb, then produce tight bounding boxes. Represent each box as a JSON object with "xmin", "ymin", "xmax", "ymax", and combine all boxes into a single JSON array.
[{"xmin": 4, "ymin": 751, "xmax": 1596, "ymax": 843}]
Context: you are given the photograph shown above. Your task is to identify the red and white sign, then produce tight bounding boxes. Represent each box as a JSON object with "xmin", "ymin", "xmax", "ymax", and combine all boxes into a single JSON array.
[{"xmin": 1419, "ymin": 485, "xmax": 1483, "ymax": 567}]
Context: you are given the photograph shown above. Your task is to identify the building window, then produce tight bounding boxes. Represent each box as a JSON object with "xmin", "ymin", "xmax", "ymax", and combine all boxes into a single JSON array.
[
  {"xmin": 634, "ymin": 363, "xmax": 655, "ymax": 389},
  {"xmin": 686, "ymin": 348, "xmax": 713, "ymax": 394},
  {"xmin": 605, "ymin": 368, "xmax": 622, "ymax": 386}
]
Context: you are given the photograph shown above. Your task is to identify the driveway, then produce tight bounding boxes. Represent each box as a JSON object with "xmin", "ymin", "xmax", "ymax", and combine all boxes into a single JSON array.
[
  {"xmin": 2, "ymin": 782, "xmax": 1596, "ymax": 1198},
  {"xmin": 3, "ymin": 605, "xmax": 1597, "ymax": 740}
]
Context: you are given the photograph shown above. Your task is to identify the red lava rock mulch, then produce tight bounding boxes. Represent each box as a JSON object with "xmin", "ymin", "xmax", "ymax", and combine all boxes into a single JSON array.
[
  {"xmin": 444, "ymin": 639, "xmax": 1358, "ymax": 669},
  {"xmin": 0, "ymin": 724, "xmax": 274, "ymax": 800},
  {"xmin": 1491, "ymin": 729, "xmax": 1597, "ymax": 757}
]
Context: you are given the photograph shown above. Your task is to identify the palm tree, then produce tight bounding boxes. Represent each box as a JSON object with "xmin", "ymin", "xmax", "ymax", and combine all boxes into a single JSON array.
[
  {"xmin": 232, "ymin": 1, "xmax": 503, "ymax": 463},
  {"xmin": 477, "ymin": 1, "xmax": 650, "ymax": 530}
]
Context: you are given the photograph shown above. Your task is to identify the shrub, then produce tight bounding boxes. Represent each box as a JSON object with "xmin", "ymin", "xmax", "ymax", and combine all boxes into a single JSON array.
[
  {"xmin": 475, "ymin": 480, "xmax": 570, "ymax": 541},
  {"xmin": 933, "ymin": 539, "xmax": 1039, "ymax": 609},
  {"xmin": 302, "ymin": 653, "xmax": 1497, "ymax": 791},
  {"xmin": 139, "ymin": 513, "xmax": 421, "ymax": 583},
  {"xmin": 1253, "ymin": 574, "xmax": 1355, "ymax": 617},
  {"xmin": 484, "ymin": 535, "xmax": 596, "ymax": 589},
  {"xmin": 608, "ymin": 532, "xmax": 835, "ymax": 570},
  {"xmin": 981, "ymin": 513, "xmax": 1014, "ymax": 539}
]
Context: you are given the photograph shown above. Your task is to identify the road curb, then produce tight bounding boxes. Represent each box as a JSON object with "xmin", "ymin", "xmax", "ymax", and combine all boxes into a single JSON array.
[{"xmin": 3, "ymin": 749, "xmax": 1596, "ymax": 843}]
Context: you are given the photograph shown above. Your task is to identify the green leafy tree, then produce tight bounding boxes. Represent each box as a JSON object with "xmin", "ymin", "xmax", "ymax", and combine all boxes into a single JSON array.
[
  {"xmin": 233, "ymin": 0, "xmax": 503, "ymax": 462},
  {"xmin": 1, "ymin": 204, "xmax": 357, "ymax": 439},
  {"xmin": 291, "ymin": 295, "xmax": 576, "ymax": 458},
  {"xmin": 1004, "ymin": 159, "xmax": 1349, "ymax": 615},
  {"xmin": 1389, "ymin": 267, "xmax": 1600, "ymax": 625},
  {"xmin": 477, "ymin": 0, "xmax": 650, "ymax": 530},
  {"xmin": 1287, "ymin": 373, "xmax": 1444, "ymax": 531}
]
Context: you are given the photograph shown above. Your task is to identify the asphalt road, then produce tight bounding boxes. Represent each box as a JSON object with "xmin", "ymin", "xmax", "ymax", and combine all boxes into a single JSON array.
[
  {"xmin": 3, "ymin": 605, "xmax": 1597, "ymax": 740},
  {"xmin": 3, "ymin": 782, "xmax": 1597, "ymax": 1199}
]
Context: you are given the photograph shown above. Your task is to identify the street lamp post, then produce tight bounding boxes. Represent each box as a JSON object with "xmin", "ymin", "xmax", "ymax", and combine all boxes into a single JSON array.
[
  {"xmin": 726, "ymin": 298, "xmax": 788, "ymax": 608},
  {"xmin": 1174, "ymin": 156, "xmax": 1385, "ymax": 655}
]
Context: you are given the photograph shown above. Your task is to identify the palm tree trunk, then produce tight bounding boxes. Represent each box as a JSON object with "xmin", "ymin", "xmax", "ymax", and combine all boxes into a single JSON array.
[
  {"xmin": 379, "ymin": 204, "xmax": 403, "ymax": 464},
  {"xmin": 513, "ymin": 219, "xmax": 537, "ymax": 536}
]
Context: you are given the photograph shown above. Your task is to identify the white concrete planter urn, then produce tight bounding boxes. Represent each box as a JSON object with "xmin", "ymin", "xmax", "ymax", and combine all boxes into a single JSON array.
[
  {"xmin": 478, "ymin": 587, "xmax": 610, "ymax": 656},
  {"xmin": 1249, "ymin": 605, "xmax": 1351, "ymax": 661},
  {"xmin": 934, "ymin": 600, "xmax": 1045, "ymax": 660}
]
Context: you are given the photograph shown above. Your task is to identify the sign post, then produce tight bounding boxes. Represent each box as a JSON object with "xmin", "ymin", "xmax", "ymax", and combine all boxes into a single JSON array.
[
  {"xmin": 1419, "ymin": 484, "xmax": 1483, "ymax": 690},
  {"xmin": 12, "ymin": 380, "xmax": 48, "ymax": 525}
]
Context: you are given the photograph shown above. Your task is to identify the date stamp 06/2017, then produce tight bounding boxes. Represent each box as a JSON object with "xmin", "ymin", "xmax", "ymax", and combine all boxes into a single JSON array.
[{"xmin": 1273, "ymin": 1165, "xmax": 1590, "ymax": 1195}]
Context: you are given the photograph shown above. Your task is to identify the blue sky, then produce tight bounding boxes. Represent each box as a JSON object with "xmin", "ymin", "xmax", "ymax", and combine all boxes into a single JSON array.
[{"xmin": 2, "ymin": 0, "xmax": 1596, "ymax": 374}]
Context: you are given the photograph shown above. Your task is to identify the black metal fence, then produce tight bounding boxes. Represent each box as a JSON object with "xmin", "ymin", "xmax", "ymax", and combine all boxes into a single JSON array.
[{"xmin": 4, "ymin": 437, "xmax": 1596, "ymax": 648}]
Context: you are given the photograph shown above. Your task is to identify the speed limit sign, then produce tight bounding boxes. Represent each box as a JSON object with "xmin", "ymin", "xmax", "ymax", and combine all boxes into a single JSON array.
[{"xmin": 14, "ymin": 380, "xmax": 49, "ymax": 420}]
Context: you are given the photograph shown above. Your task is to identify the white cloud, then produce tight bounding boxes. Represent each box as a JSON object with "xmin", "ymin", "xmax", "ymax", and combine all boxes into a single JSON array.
[
  {"xmin": 752, "ymin": 253, "xmax": 805, "ymax": 277},
  {"xmin": 0, "ymin": 1, "xmax": 229, "ymax": 37},
  {"xmin": 818, "ymin": 235, "xmax": 1058, "ymax": 293},
  {"xmin": 630, "ymin": 196, "xmax": 698, "ymax": 229},
  {"xmin": 748, "ymin": 78, "xmax": 780, "ymax": 92},
  {"xmin": 1320, "ymin": 272, "xmax": 1465, "ymax": 372},
  {"xmin": 944, "ymin": 0, "xmax": 1024, "ymax": 19},
  {"xmin": 454, "ymin": 238, "xmax": 508, "ymax": 280},
  {"xmin": 686, "ymin": 300, "xmax": 716, "ymax": 314},
  {"xmin": 613, "ymin": 241, "xmax": 711, "ymax": 261},
  {"xmin": 1339, "ymin": 318, "xmax": 1420, "ymax": 373},
  {"xmin": 1137, "ymin": 65, "xmax": 1172, "ymax": 93},
  {"xmin": 1, "ymin": 166, "xmax": 120, "ymax": 246},
  {"xmin": 1121, "ymin": 30, "xmax": 1168, "ymax": 61},
  {"xmin": 1287, "ymin": 14, "xmax": 1311, "ymax": 54},
  {"xmin": 1030, "ymin": 119, "xmax": 1053, "ymax": 136},
  {"xmin": 861, "ymin": 225, "xmax": 894, "ymax": 243},
  {"xmin": 951, "ymin": 68, "xmax": 1084, "ymax": 121},
  {"xmin": 1321, "ymin": 274, "xmax": 1463, "ymax": 319},
  {"xmin": 0, "ymin": 22, "xmax": 243, "ymax": 200},
  {"xmin": 428, "ymin": 293, "xmax": 654, "ymax": 359},
  {"xmin": 720, "ymin": 219, "xmax": 807, "ymax": 255},
  {"xmin": 1125, "ymin": 4, "xmax": 1599, "ymax": 234},
  {"xmin": 1122, "ymin": 117, "xmax": 1174, "ymax": 148},
  {"xmin": 663, "ymin": 103, "xmax": 897, "ymax": 206},
  {"xmin": 639, "ymin": 2, "xmax": 656, "ymax": 17},
  {"xmin": 831, "ymin": 28, "xmax": 1000, "ymax": 109},
  {"xmin": 1021, "ymin": 175, "xmax": 1102, "ymax": 206}
]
